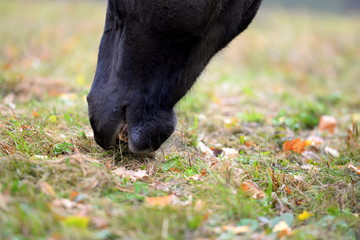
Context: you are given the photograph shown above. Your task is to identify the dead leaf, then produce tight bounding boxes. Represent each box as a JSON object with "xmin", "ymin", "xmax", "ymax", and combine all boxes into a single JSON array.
[
  {"xmin": 152, "ymin": 182, "xmax": 170, "ymax": 192},
  {"xmin": 39, "ymin": 182, "xmax": 57, "ymax": 198},
  {"xmin": 197, "ymin": 141, "xmax": 214, "ymax": 156},
  {"xmin": 69, "ymin": 191, "xmax": 80, "ymax": 201},
  {"xmin": 301, "ymin": 164, "xmax": 320, "ymax": 172},
  {"xmin": 324, "ymin": 147, "xmax": 339, "ymax": 158},
  {"xmin": 284, "ymin": 185, "xmax": 292, "ymax": 195},
  {"xmin": 221, "ymin": 225, "xmax": 251, "ymax": 234},
  {"xmin": 348, "ymin": 164, "xmax": 360, "ymax": 175},
  {"xmin": 0, "ymin": 192, "xmax": 10, "ymax": 210},
  {"xmin": 187, "ymin": 174, "xmax": 202, "ymax": 181},
  {"xmin": 117, "ymin": 187, "xmax": 135, "ymax": 193},
  {"xmin": 91, "ymin": 217, "xmax": 109, "ymax": 229},
  {"xmin": 210, "ymin": 147, "xmax": 223, "ymax": 157},
  {"xmin": 112, "ymin": 167, "xmax": 148, "ymax": 181},
  {"xmin": 283, "ymin": 138, "xmax": 309, "ymax": 154},
  {"xmin": 32, "ymin": 111, "xmax": 40, "ymax": 118},
  {"xmin": 241, "ymin": 180, "xmax": 266, "ymax": 199},
  {"xmin": 273, "ymin": 220, "xmax": 292, "ymax": 238},
  {"xmin": 222, "ymin": 148, "xmax": 239, "ymax": 158},
  {"xmin": 306, "ymin": 135, "xmax": 324, "ymax": 146},
  {"xmin": 293, "ymin": 175, "xmax": 304, "ymax": 182},
  {"xmin": 145, "ymin": 194, "xmax": 174, "ymax": 207},
  {"xmin": 245, "ymin": 141, "xmax": 255, "ymax": 147},
  {"xmin": 319, "ymin": 115, "xmax": 337, "ymax": 133}
]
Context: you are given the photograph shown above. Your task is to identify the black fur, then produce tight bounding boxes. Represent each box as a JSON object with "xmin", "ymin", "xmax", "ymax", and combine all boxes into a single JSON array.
[{"xmin": 87, "ymin": 0, "xmax": 262, "ymax": 153}]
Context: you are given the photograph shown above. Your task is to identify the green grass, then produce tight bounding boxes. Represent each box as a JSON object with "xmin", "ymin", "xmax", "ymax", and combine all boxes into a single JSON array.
[{"xmin": 1, "ymin": 1, "xmax": 360, "ymax": 239}]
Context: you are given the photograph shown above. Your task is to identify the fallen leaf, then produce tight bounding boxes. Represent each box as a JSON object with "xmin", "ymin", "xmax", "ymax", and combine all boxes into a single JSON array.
[
  {"xmin": 221, "ymin": 225, "xmax": 251, "ymax": 234},
  {"xmin": 298, "ymin": 211, "xmax": 313, "ymax": 221},
  {"xmin": 187, "ymin": 174, "xmax": 202, "ymax": 181},
  {"xmin": 112, "ymin": 167, "xmax": 148, "ymax": 181},
  {"xmin": 152, "ymin": 182, "xmax": 170, "ymax": 192},
  {"xmin": 91, "ymin": 217, "xmax": 109, "ymax": 229},
  {"xmin": 200, "ymin": 169, "xmax": 208, "ymax": 176},
  {"xmin": 324, "ymin": 147, "xmax": 339, "ymax": 158},
  {"xmin": 117, "ymin": 187, "xmax": 135, "ymax": 193},
  {"xmin": 0, "ymin": 192, "xmax": 10, "ymax": 210},
  {"xmin": 293, "ymin": 175, "xmax": 304, "ymax": 182},
  {"xmin": 169, "ymin": 168, "xmax": 181, "ymax": 172},
  {"xmin": 301, "ymin": 164, "xmax": 320, "ymax": 172},
  {"xmin": 32, "ymin": 111, "xmax": 40, "ymax": 118},
  {"xmin": 197, "ymin": 141, "xmax": 214, "ymax": 156},
  {"xmin": 210, "ymin": 147, "xmax": 223, "ymax": 157},
  {"xmin": 284, "ymin": 185, "xmax": 292, "ymax": 194},
  {"xmin": 51, "ymin": 199, "xmax": 91, "ymax": 217},
  {"xmin": 222, "ymin": 148, "xmax": 239, "ymax": 158},
  {"xmin": 245, "ymin": 141, "xmax": 255, "ymax": 147},
  {"xmin": 347, "ymin": 164, "xmax": 360, "ymax": 175},
  {"xmin": 241, "ymin": 180, "xmax": 266, "ymax": 199},
  {"xmin": 63, "ymin": 216, "xmax": 89, "ymax": 229},
  {"xmin": 319, "ymin": 115, "xmax": 337, "ymax": 133},
  {"xmin": 39, "ymin": 182, "xmax": 57, "ymax": 198},
  {"xmin": 273, "ymin": 221, "xmax": 292, "ymax": 238},
  {"xmin": 306, "ymin": 135, "xmax": 324, "ymax": 146},
  {"xmin": 69, "ymin": 191, "xmax": 79, "ymax": 201},
  {"xmin": 145, "ymin": 194, "xmax": 174, "ymax": 207},
  {"xmin": 283, "ymin": 138, "xmax": 310, "ymax": 154}
]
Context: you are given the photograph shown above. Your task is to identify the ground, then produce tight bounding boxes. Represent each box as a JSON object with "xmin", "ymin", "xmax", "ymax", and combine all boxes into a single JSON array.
[{"xmin": 0, "ymin": 1, "xmax": 359, "ymax": 240}]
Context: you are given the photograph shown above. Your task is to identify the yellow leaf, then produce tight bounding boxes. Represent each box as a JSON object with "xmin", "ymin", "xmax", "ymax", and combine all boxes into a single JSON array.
[
  {"xmin": 63, "ymin": 216, "xmax": 89, "ymax": 229},
  {"xmin": 298, "ymin": 211, "xmax": 313, "ymax": 221},
  {"xmin": 48, "ymin": 115, "xmax": 57, "ymax": 123}
]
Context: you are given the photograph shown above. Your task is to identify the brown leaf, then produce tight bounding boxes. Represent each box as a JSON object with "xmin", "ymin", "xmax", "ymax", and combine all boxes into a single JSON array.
[
  {"xmin": 221, "ymin": 225, "xmax": 250, "ymax": 234},
  {"xmin": 91, "ymin": 217, "xmax": 109, "ymax": 229},
  {"xmin": 222, "ymin": 148, "xmax": 239, "ymax": 158},
  {"xmin": 145, "ymin": 194, "xmax": 174, "ymax": 207},
  {"xmin": 112, "ymin": 167, "xmax": 148, "ymax": 181},
  {"xmin": 0, "ymin": 191, "xmax": 10, "ymax": 210},
  {"xmin": 39, "ymin": 182, "xmax": 57, "ymax": 198},
  {"xmin": 273, "ymin": 221, "xmax": 292, "ymax": 238},
  {"xmin": 284, "ymin": 185, "xmax": 293, "ymax": 195},
  {"xmin": 319, "ymin": 115, "xmax": 337, "ymax": 134},
  {"xmin": 152, "ymin": 182, "xmax": 170, "ymax": 192},
  {"xmin": 241, "ymin": 180, "xmax": 266, "ymax": 199}
]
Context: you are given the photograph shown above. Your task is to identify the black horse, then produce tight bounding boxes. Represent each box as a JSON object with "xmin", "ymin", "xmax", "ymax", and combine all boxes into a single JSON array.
[{"xmin": 87, "ymin": 0, "xmax": 262, "ymax": 153}]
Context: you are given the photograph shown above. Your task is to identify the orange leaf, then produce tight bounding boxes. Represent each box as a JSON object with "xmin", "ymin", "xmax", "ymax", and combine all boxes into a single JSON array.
[
  {"xmin": 348, "ymin": 164, "xmax": 360, "ymax": 175},
  {"xmin": 241, "ymin": 180, "xmax": 266, "ymax": 199},
  {"xmin": 283, "ymin": 138, "xmax": 309, "ymax": 154},
  {"xmin": 145, "ymin": 194, "xmax": 174, "ymax": 207},
  {"xmin": 284, "ymin": 185, "xmax": 293, "ymax": 194},
  {"xmin": 245, "ymin": 141, "xmax": 255, "ymax": 147},
  {"xmin": 32, "ymin": 111, "xmax": 40, "ymax": 118},
  {"xmin": 69, "ymin": 191, "xmax": 80, "ymax": 201}
]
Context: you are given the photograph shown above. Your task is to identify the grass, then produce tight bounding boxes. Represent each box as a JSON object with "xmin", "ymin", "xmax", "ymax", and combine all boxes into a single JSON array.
[{"xmin": 0, "ymin": 1, "xmax": 359, "ymax": 239}]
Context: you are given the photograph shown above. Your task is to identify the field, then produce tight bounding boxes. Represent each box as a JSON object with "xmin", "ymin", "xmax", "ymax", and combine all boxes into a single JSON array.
[{"xmin": 0, "ymin": 1, "xmax": 359, "ymax": 239}]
